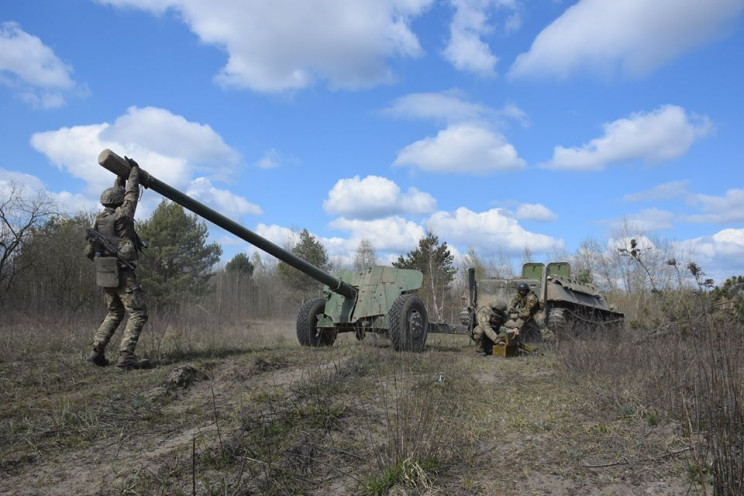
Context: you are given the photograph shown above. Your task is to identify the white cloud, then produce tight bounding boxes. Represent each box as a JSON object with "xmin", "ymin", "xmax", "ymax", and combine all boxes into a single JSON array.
[
  {"xmin": 30, "ymin": 122, "xmax": 127, "ymax": 192},
  {"xmin": 394, "ymin": 122, "xmax": 525, "ymax": 173},
  {"xmin": 95, "ymin": 0, "xmax": 432, "ymax": 92},
  {"xmin": 186, "ymin": 177, "xmax": 263, "ymax": 220},
  {"xmin": 442, "ymin": 0, "xmax": 522, "ymax": 77},
  {"xmin": 443, "ymin": 0, "xmax": 499, "ymax": 77},
  {"xmin": 614, "ymin": 208, "xmax": 676, "ymax": 232},
  {"xmin": 249, "ymin": 205, "xmax": 562, "ymax": 269},
  {"xmin": 385, "ymin": 92, "xmax": 527, "ymax": 174},
  {"xmin": 514, "ymin": 203, "xmax": 557, "ymax": 222},
  {"xmin": 0, "ymin": 167, "xmax": 97, "ymax": 215},
  {"xmin": 329, "ymin": 216, "xmax": 427, "ymax": 252},
  {"xmin": 677, "ymin": 228, "xmax": 744, "ymax": 284},
  {"xmin": 383, "ymin": 90, "xmax": 528, "ymax": 129},
  {"xmin": 383, "ymin": 90, "xmax": 494, "ymax": 123},
  {"xmin": 498, "ymin": 103, "xmax": 530, "ymax": 128},
  {"xmin": 323, "ymin": 175, "xmax": 436, "ymax": 220},
  {"xmin": 509, "ymin": 0, "xmax": 744, "ymax": 80},
  {"xmin": 101, "ymin": 106, "xmax": 240, "ymax": 169},
  {"xmin": 607, "ymin": 234, "xmax": 657, "ymax": 253},
  {"xmin": 0, "ymin": 22, "xmax": 82, "ymax": 108},
  {"xmin": 29, "ymin": 106, "xmax": 255, "ymax": 219},
  {"xmin": 623, "ymin": 180, "xmax": 690, "ymax": 203},
  {"xmin": 248, "ymin": 223, "xmax": 398, "ymax": 268},
  {"xmin": 427, "ymin": 207, "xmax": 562, "ymax": 254},
  {"xmin": 30, "ymin": 106, "xmax": 241, "ymax": 192},
  {"xmin": 254, "ymin": 223, "xmax": 297, "ymax": 248},
  {"xmin": 688, "ymin": 189, "xmax": 744, "ymax": 224},
  {"xmin": 257, "ymin": 149, "xmax": 280, "ymax": 169},
  {"xmin": 542, "ymin": 105, "xmax": 713, "ymax": 171}
]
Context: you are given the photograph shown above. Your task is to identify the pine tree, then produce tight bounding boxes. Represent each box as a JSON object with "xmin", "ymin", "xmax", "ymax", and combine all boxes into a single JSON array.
[
  {"xmin": 137, "ymin": 200, "xmax": 222, "ymax": 309},
  {"xmin": 225, "ymin": 252, "xmax": 254, "ymax": 278},
  {"xmin": 277, "ymin": 229, "xmax": 330, "ymax": 296},
  {"xmin": 393, "ymin": 231, "xmax": 456, "ymax": 320}
]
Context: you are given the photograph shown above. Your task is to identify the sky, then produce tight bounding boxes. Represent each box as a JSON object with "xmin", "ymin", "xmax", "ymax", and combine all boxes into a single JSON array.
[{"xmin": 1, "ymin": 0, "xmax": 743, "ymax": 284}]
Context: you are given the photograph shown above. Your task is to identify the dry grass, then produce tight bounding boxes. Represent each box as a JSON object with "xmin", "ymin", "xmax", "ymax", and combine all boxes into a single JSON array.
[
  {"xmin": 0, "ymin": 312, "xmax": 705, "ymax": 495},
  {"xmin": 558, "ymin": 293, "xmax": 744, "ymax": 496}
]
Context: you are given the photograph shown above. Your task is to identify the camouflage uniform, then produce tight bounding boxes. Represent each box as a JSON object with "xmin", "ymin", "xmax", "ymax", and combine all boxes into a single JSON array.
[
  {"xmin": 85, "ymin": 161, "xmax": 149, "ymax": 369},
  {"xmin": 472, "ymin": 302, "xmax": 507, "ymax": 355},
  {"xmin": 504, "ymin": 288, "xmax": 540, "ymax": 332}
]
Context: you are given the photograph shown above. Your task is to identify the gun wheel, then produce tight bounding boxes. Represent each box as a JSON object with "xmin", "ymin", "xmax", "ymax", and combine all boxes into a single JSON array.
[
  {"xmin": 388, "ymin": 294, "xmax": 428, "ymax": 352},
  {"xmin": 296, "ymin": 298, "xmax": 336, "ymax": 347}
]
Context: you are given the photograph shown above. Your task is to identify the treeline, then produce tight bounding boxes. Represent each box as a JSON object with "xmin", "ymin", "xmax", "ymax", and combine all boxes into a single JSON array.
[
  {"xmin": 0, "ymin": 187, "xmax": 465, "ymax": 324},
  {"xmin": 2, "ymin": 183, "xmax": 742, "ymax": 329}
]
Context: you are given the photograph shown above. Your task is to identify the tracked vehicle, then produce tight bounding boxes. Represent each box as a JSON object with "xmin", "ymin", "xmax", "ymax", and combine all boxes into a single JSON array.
[
  {"xmin": 98, "ymin": 149, "xmax": 434, "ymax": 351},
  {"xmin": 464, "ymin": 262, "xmax": 624, "ymax": 339}
]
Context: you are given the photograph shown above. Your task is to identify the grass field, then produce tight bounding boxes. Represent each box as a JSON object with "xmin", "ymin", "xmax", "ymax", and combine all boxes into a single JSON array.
[{"xmin": 0, "ymin": 316, "xmax": 708, "ymax": 496}]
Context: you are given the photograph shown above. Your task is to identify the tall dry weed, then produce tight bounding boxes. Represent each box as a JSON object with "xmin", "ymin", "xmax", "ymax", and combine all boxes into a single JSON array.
[{"xmin": 559, "ymin": 287, "xmax": 744, "ymax": 494}]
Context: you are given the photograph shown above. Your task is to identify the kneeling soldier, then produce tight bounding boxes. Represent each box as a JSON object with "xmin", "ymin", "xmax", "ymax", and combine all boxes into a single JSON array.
[{"xmin": 472, "ymin": 300, "xmax": 508, "ymax": 356}]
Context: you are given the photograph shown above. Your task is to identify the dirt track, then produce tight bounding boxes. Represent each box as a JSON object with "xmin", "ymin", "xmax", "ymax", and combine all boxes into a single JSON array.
[{"xmin": 0, "ymin": 334, "xmax": 700, "ymax": 495}]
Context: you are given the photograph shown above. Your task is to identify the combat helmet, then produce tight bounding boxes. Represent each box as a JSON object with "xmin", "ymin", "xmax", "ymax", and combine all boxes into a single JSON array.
[
  {"xmin": 490, "ymin": 299, "xmax": 507, "ymax": 313},
  {"xmin": 517, "ymin": 282, "xmax": 530, "ymax": 293},
  {"xmin": 100, "ymin": 187, "xmax": 125, "ymax": 207}
]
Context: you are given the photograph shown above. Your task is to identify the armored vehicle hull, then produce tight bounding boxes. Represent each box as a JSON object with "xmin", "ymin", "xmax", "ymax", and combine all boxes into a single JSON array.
[{"xmin": 464, "ymin": 262, "xmax": 624, "ymax": 339}]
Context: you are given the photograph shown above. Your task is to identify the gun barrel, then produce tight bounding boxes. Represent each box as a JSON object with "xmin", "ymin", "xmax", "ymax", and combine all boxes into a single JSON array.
[{"xmin": 98, "ymin": 149, "xmax": 357, "ymax": 300}]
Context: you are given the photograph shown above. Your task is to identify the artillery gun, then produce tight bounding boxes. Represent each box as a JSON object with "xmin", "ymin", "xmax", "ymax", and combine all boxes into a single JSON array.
[
  {"xmin": 463, "ymin": 262, "xmax": 624, "ymax": 340},
  {"xmin": 98, "ymin": 149, "xmax": 431, "ymax": 351}
]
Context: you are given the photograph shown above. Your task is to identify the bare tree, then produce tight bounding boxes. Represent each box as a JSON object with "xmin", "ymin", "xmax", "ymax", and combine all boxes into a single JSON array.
[
  {"xmin": 11, "ymin": 213, "xmax": 98, "ymax": 312},
  {"xmin": 571, "ymin": 238, "xmax": 604, "ymax": 286},
  {"xmin": 0, "ymin": 183, "xmax": 56, "ymax": 299},
  {"xmin": 353, "ymin": 238, "xmax": 377, "ymax": 271},
  {"xmin": 521, "ymin": 246, "xmax": 534, "ymax": 267},
  {"xmin": 461, "ymin": 246, "xmax": 487, "ymax": 280}
]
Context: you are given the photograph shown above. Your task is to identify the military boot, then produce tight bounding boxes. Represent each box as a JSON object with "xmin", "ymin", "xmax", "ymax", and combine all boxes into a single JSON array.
[
  {"xmin": 86, "ymin": 346, "xmax": 109, "ymax": 367},
  {"xmin": 116, "ymin": 352, "xmax": 151, "ymax": 370}
]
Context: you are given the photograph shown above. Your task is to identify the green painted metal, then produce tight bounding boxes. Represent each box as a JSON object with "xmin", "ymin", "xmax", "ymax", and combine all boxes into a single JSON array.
[
  {"xmin": 464, "ymin": 261, "xmax": 624, "ymax": 336},
  {"xmin": 521, "ymin": 263, "xmax": 544, "ymax": 279},
  {"xmin": 319, "ymin": 265, "xmax": 423, "ymax": 330},
  {"xmin": 98, "ymin": 149, "xmax": 424, "ymax": 333},
  {"xmin": 546, "ymin": 262, "xmax": 571, "ymax": 278}
]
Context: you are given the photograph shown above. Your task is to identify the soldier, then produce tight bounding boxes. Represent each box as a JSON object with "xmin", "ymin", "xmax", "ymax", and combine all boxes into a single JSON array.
[
  {"xmin": 504, "ymin": 282, "xmax": 540, "ymax": 338},
  {"xmin": 84, "ymin": 157, "xmax": 150, "ymax": 370},
  {"xmin": 472, "ymin": 300, "xmax": 508, "ymax": 356}
]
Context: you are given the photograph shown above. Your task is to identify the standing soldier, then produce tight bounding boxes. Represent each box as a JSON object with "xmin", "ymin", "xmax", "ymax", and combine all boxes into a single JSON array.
[
  {"xmin": 84, "ymin": 157, "xmax": 150, "ymax": 370},
  {"xmin": 504, "ymin": 282, "xmax": 540, "ymax": 338}
]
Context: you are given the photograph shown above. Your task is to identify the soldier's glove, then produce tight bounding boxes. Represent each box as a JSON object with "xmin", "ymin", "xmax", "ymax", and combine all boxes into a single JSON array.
[
  {"xmin": 124, "ymin": 156, "xmax": 153, "ymax": 188},
  {"xmin": 124, "ymin": 156, "xmax": 140, "ymax": 168}
]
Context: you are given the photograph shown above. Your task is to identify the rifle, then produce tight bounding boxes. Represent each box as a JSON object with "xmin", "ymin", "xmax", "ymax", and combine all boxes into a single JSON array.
[{"xmin": 85, "ymin": 228, "xmax": 136, "ymax": 271}]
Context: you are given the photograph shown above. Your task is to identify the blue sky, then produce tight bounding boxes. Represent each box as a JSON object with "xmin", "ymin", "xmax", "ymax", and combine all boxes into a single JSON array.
[{"xmin": 1, "ymin": 0, "xmax": 743, "ymax": 283}]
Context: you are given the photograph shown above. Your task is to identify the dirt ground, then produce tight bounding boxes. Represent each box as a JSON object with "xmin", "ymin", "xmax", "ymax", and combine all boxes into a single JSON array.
[{"xmin": 0, "ymin": 332, "xmax": 703, "ymax": 495}]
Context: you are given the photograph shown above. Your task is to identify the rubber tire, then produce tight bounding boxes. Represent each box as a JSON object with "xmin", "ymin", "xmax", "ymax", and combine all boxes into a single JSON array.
[
  {"xmin": 388, "ymin": 294, "xmax": 428, "ymax": 352},
  {"xmin": 547, "ymin": 307, "xmax": 567, "ymax": 337},
  {"xmin": 296, "ymin": 298, "xmax": 336, "ymax": 347}
]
